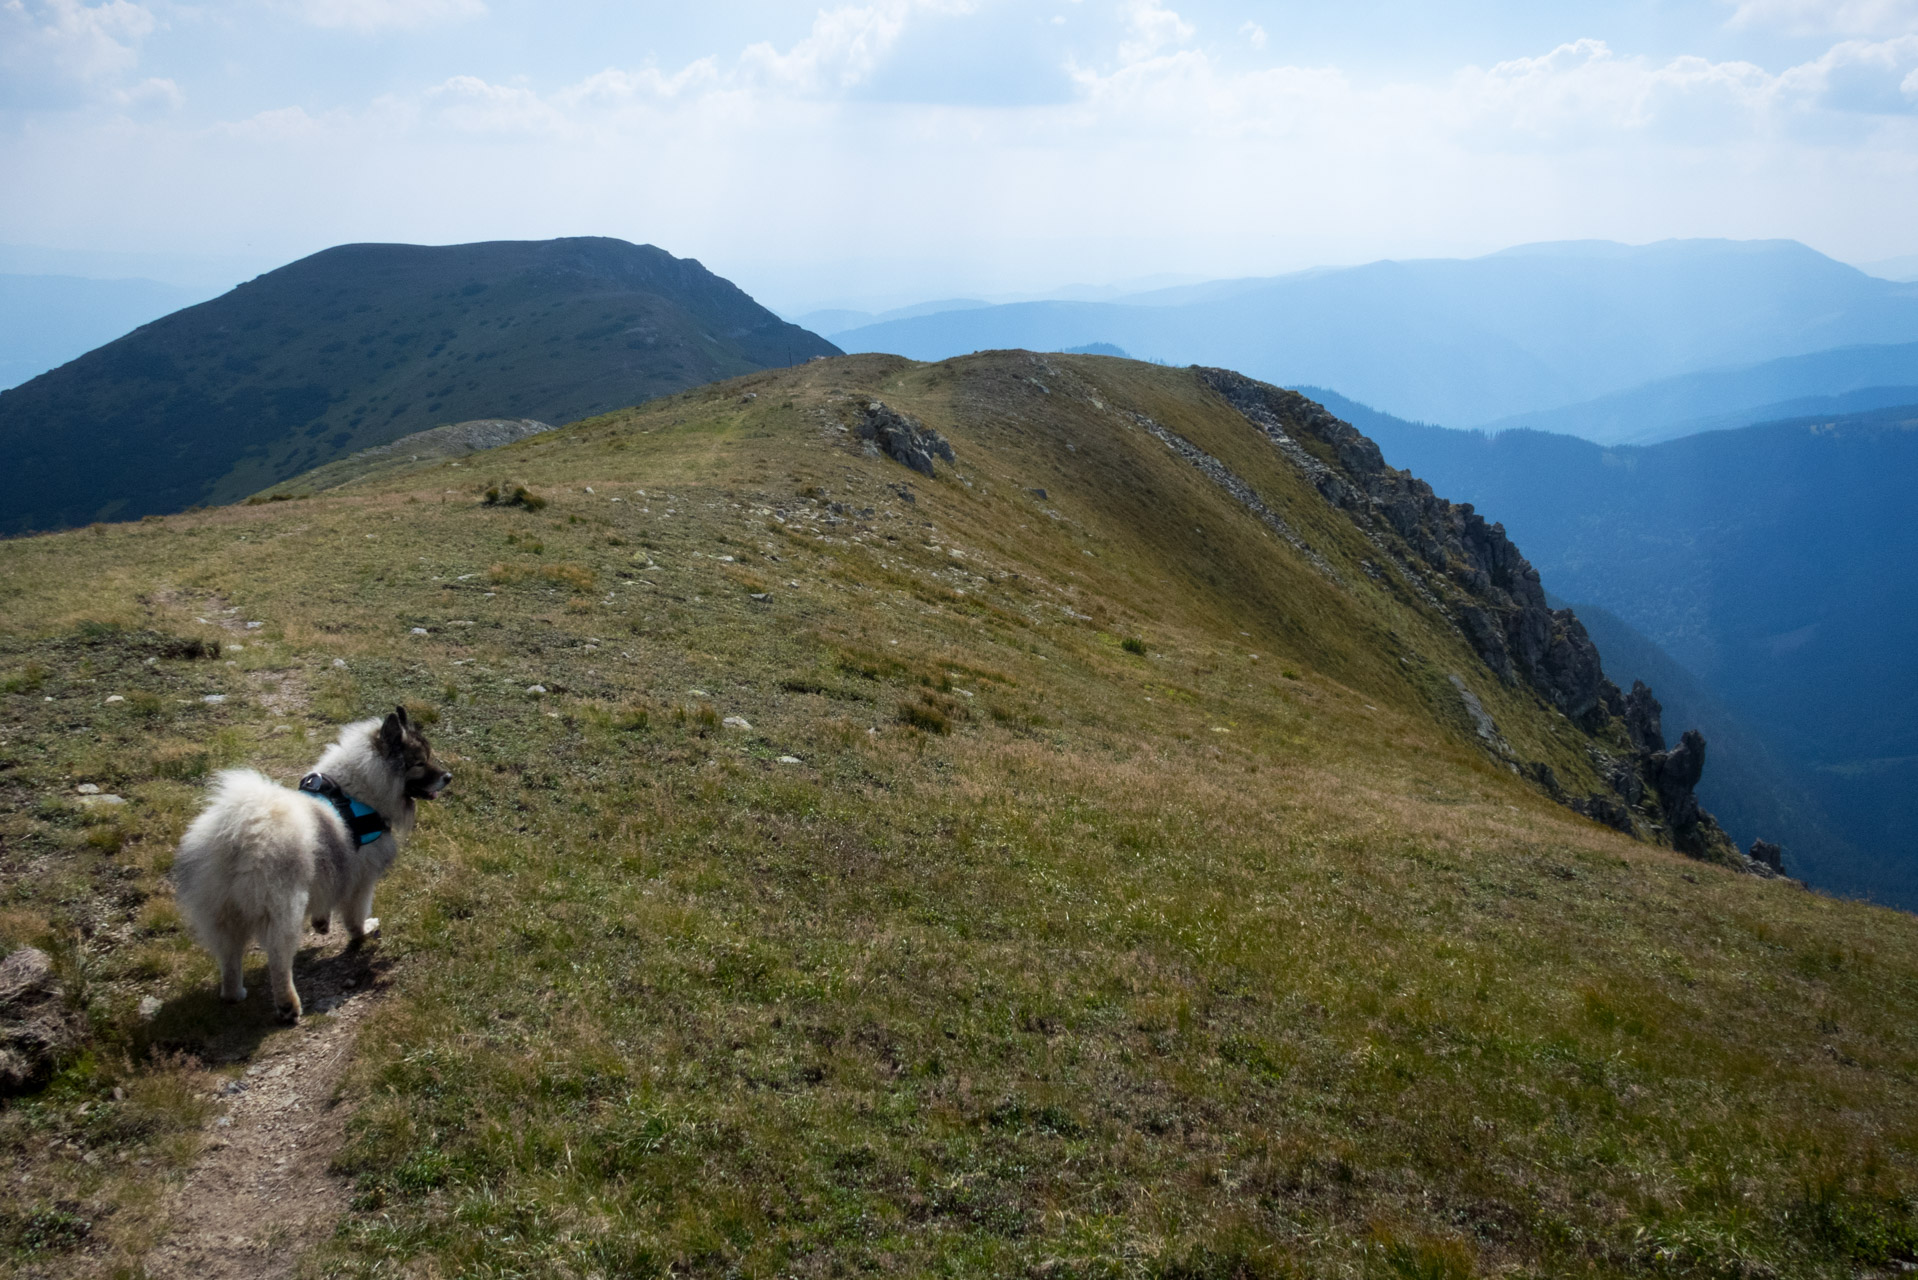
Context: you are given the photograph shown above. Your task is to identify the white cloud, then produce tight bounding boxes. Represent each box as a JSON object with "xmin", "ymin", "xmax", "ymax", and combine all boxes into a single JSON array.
[
  {"xmin": 1239, "ymin": 21, "xmax": 1266, "ymax": 50},
  {"xmin": 1725, "ymin": 0, "xmax": 1918, "ymax": 36},
  {"xmin": 0, "ymin": 0, "xmax": 156, "ymax": 97},
  {"xmin": 429, "ymin": 74, "xmax": 568, "ymax": 134},
  {"xmin": 1117, "ymin": 0, "xmax": 1193, "ymax": 64},
  {"xmin": 733, "ymin": 1, "xmax": 977, "ymax": 95},
  {"xmin": 6, "ymin": 10, "xmax": 1918, "ymax": 292},
  {"xmin": 112, "ymin": 75, "xmax": 181, "ymax": 110},
  {"xmin": 297, "ymin": 0, "xmax": 486, "ymax": 33},
  {"xmin": 1448, "ymin": 40, "xmax": 1777, "ymax": 142}
]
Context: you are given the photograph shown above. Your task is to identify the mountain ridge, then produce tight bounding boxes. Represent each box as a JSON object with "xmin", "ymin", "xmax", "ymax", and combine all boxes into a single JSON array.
[
  {"xmin": 831, "ymin": 239, "xmax": 1918, "ymax": 429},
  {"xmin": 2, "ymin": 350, "xmax": 1907, "ymax": 1278},
  {"xmin": 0, "ymin": 236, "xmax": 839, "ymax": 536}
]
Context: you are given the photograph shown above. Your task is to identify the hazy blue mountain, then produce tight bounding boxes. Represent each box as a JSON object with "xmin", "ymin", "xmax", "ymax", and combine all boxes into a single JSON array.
[
  {"xmin": 1481, "ymin": 342, "xmax": 1918, "ymax": 444},
  {"xmin": 1862, "ymin": 254, "xmax": 1918, "ymax": 283},
  {"xmin": 795, "ymin": 297, "xmax": 991, "ymax": 336},
  {"xmin": 0, "ymin": 237, "xmax": 838, "ymax": 535},
  {"xmin": 1308, "ymin": 386, "xmax": 1918, "ymax": 906},
  {"xmin": 0, "ymin": 274, "xmax": 211, "ymax": 390},
  {"xmin": 834, "ymin": 239, "xmax": 1918, "ymax": 428}
]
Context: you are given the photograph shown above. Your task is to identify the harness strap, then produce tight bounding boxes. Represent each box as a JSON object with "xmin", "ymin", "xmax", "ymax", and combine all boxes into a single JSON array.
[{"xmin": 299, "ymin": 772, "xmax": 390, "ymax": 847}]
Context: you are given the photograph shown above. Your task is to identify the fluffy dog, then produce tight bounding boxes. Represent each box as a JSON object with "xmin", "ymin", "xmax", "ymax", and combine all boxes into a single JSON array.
[{"xmin": 173, "ymin": 707, "xmax": 451, "ymax": 1021}]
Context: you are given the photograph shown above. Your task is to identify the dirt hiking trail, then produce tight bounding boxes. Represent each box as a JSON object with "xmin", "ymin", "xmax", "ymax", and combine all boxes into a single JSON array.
[{"xmin": 140, "ymin": 930, "xmax": 392, "ymax": 1279}]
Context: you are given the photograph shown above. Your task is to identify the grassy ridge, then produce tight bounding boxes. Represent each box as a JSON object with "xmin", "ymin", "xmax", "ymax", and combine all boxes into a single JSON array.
[{"xmin": 2, "ymin": 353, "xmax": 1916, "ymax": 1276}]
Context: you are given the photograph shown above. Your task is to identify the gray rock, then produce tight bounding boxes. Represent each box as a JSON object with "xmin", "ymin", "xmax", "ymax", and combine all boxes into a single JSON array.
[
  {"xmin": 856, "ymin": 402, "xmax": 955, "ymax": 477},
  {"xmin": 1750, "ymin": 839, "xmax": 1785, "ymax": 872},
  {"xmin": 1449, "ymin": 674, "xmax": 1501, "ymax": 745},
  {"xmin": 1622, "ymin": 680, "xmax": 1665, "ymax": 755},
  {"xmin": 1, "ymin": 947, "xmax": 86, "ymax": 1095},
  {"xmin": 138, "ymin": 995, "xmax": 163, "ymax": 1020}
]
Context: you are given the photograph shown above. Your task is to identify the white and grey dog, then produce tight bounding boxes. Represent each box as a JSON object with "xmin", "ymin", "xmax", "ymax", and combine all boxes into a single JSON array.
[{"xmin": 174, "ymin": 707, "xmax": 452, "ymax": 1021}]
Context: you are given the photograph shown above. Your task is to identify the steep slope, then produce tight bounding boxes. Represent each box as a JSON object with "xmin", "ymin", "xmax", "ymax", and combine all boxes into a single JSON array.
[
  {"xmin": 0, "ymin": 237, "xmax": 839, "ymax": 536},
  {"xmin": 0, "ymin": 274, "xmax": 211, "ymax": 391},
  {"xmin": 833, "ymin": 239, "xmax": 1918, "ymax": 426},
  {"xmin": 1480, "ymin": 341, "xmax": 1918, "ymax": 445},
  {"xmin": 7, "ymin": 354, "xmax": 1917, "ymax": 1279},
  {"xmin": 1315, "ymin": 388, "xmax": 1918, "ymax": 906}
]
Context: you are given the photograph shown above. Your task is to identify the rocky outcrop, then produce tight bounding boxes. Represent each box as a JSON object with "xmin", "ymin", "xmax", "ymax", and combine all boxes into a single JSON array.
[
  {"xmin": 857, "ymin": 402, "xmax": 955, "ymax": 477},
  {"xmin": 1647, "ymin": 729, "xmax": 1739, "ymax": 860},
  {"xmin": 1, "ymin": 947, "xmax": 86, "ymax": 1095},
  {"xmin": 1198, "ymin": 368, "xmax": 1618, "ymax": 729},
  {"xmin": 1750, "ymin": 839, "xmax": 1785, "ymax": 873},
  {"xmin": 1622, "ymin": 680, "xmax": 1664, "ymax": 755},
  {"xmin": 1196, "ymin": 367, "xmax": 1747, "ymax": 868}
]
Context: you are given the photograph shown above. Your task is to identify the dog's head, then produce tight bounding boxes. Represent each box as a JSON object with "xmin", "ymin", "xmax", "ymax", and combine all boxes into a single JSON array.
[{"xmin": 379, "ymin": 706, "xmax": 453, "ymax": 800}]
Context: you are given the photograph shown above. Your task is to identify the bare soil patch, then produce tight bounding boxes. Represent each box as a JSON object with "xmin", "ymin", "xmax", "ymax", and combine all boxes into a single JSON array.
[{"xmin": 139, "ymin": 932, "xmax": 391, "ymax": 1280}]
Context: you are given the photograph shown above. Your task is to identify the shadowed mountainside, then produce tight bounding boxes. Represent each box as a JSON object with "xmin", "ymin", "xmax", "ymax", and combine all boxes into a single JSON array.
[
  {"xmin": 0, "ymin": 237, "xmax": 839, "ymax": 536},
  {"xmin": 1310, "ymin": 386, "xmax": 1918, "ymax": 905}
]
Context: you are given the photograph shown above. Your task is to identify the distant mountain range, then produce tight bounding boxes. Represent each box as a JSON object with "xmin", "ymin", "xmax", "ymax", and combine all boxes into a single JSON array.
[
  {"xmin": 0, "ymin": 237, "xmax": 838, "ymax": 535},
  {"xmin": 831, "ymin": 240, "xmax": 1918, "ymax": 434},
  {"xmin": 1309, "ymin": 388, "xmax": 1918, "ymax": 906},
  {"xmin": 1480, "ymin": 342, "xmax": 1918, "ymax": 445}
]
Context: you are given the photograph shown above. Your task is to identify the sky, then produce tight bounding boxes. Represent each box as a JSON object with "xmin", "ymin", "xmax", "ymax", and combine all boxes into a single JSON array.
[{"xmin": 2, "ymin": 0, "xmax": 1916, "ymax": 311}]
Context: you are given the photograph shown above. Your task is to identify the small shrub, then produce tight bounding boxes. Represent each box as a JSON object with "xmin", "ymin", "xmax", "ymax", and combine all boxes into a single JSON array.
[
  {"xmin": 1122, "ymin": 636, "xmax": 1147, "ymax": 655},
  {"xmin": 84, "ymin": 825, "xmax": 126, "ymax": 854},
  {"xmin": 402, "ymin": 702, "xmax": 440, "ymax": 726},
  {"xmin": 128, "ymin": 691, "xmax": 166, "ymax": 719},
  {"xmin": 151, "ymin": 745, "xmax": 211, "ymax": 781},
  {"xmin": 2, "ymin": 663, "xmax": 48, "ymax": 694},
  {"xmin": 483, "ymin": 483, "xmax": 547, "ymax": 512},
  {"xmin": 900, "ymin": 691, "xmax": 964, "ymax": 734},
  {"xmin": 0, "ymin": 1204, "xmax": 92, "ymax": 1255},
  {"xmin": 542, "ymin": 563, "xmax": 597, "ymax": 592}
]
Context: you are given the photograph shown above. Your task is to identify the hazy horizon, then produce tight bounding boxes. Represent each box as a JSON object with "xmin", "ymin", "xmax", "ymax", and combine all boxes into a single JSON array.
[{"xmin": 3, "ymin": 1, "xmax": 1917, "ymax": 314}]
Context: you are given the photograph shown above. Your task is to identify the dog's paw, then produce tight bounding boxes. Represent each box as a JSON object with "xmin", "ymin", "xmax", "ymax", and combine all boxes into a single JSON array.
[
  {"xmin": 362, "ymin": 916, "xmax": 380, "ymax": 937},
  {"xmin": 275, "ymin": 1002, "xmax": 302, "ymax": 1025},
  {"xmin": 220, "ymin": 986, "xmax": 247, "ymax": 1003}
]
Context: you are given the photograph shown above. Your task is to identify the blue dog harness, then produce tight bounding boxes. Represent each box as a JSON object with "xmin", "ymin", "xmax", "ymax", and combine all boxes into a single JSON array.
[{"xmin": 299, "ymin": 772, "xmax": 390, "ymax": 846}]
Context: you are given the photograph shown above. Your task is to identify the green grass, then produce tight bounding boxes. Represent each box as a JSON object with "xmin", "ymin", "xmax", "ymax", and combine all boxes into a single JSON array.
[{"xmin": 2, "ymin": 353, "xmax": 1917, "ymax": 1276}]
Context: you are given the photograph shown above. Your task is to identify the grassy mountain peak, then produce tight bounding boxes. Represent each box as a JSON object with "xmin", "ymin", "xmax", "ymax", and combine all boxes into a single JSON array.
[
  {"xmin": 2, "ymin": 353, "xmax": 1913, "ymax": 1277},
  {"xmin": 0, "ymin": 236, "xmax": 839, "ymax": 537}
]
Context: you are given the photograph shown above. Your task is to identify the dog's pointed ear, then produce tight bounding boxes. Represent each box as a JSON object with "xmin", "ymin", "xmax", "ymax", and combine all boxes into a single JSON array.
[
  {"xmin": 394, "ymin": 704, "xmax": 409, "ymax": 727},
  {"xmin": 380, "ymin": 710, "xmax": 405, "ymax": 755}
]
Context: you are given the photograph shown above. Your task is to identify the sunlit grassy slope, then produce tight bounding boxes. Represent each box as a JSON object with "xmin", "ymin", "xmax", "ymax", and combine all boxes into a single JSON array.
[{"xmin": 4, "ymin": 352, "xmax": 1918, "ymax": 1277}]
